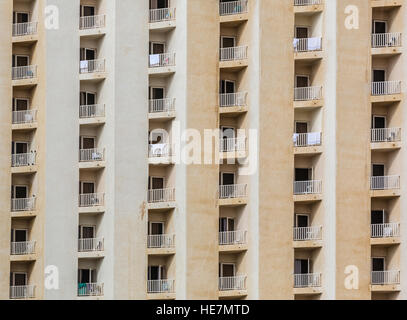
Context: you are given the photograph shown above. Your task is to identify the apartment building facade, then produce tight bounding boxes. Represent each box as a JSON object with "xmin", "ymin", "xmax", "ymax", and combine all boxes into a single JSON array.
[{"xmin": 0, "ymin": 0, "xmax": 407, "ymax": 300}]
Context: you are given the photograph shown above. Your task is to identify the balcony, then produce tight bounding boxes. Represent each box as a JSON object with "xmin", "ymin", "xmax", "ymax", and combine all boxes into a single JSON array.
[
  {"xmin": 294, "ymin": 0, "xmax": 323, "ymax": 14},
  {"xmin": 219, "ymin": 46, "xmax": 248, "ymax": 69},
  {"xmin": 148, "ymin": 53, "xmax": 176, "ymax": 75},
  {"xmin": 372, "ymin": 33, "xmax": 402, "ymax": 55},
  {"xmin": 371, "ymin": 128, "xmax": 401, "ymax": 150},
  {"xmin": 79, "ymin": 59, "xmax": 106, "ymax": 80},
  {"xmin": 293, "ymin": 180, "xmax": 322, "ymax": 197},
  {"xmin": 12, "ymin": 110, "xmax": 37, "ymax": 128},
  {"xmin": 11, "ymin": 152, "xmax": 36, "ymax": 168},
  {"xmin": 370, "ymin": 175, "xmax": 399, "ymax": 192},
  {"xmin": 219, "ymin": 0, "xmax": 248, "ymax": 24},
  {"xmin": 149, "ymin": 8, "xmax": 176, "ymax": 30},
  {"xmin": 10, "ymin": 241, "xmax": 36, "ymax": 255},
  {"xmin": 78, "ymin": 237, "xmax": 104, "ymax": 252},
  {"xmin": 294, "ymin": 273, "xmax": 322, "ymax": 294},
  {"xmin": 371, "ymin": 81, "xmax": 401, "ymax": 99},
  {"xmin": 219, "ymin": 92, "xmax": 248, "ymax": 114},
  {"xmin": 10, "ymin": 285, "xmax": 35, "ymax": 299},
  {"xmin": 294, "ymin": 86, "xmax": 322, "ymax": 103},
  {"xmin": 149, "ymin": 98, "xmax": 175, "ymax": 119},
  {"xmin": 148, "ymin": 144, "xmax": 173, "ymax": 165},
  {"xmin": 79, "ymin": 148, "xmax": 105, "ymax": 169},
  {"xmin": 294, "ymin": 0, "xmax": 323, "ymax": 6},
  {"xmin": 79, "ymin": 193, "xmax": 105, "ymax": 209},
  {"xmin": 220, "ymin": 137, "xmax": 246, "ymax": 159},
  {"xmin": 147, "ymin": 188, "xmax": 176, "ymax": 210},
  {"xmin": 147, "ymin": 279, "xmax": 175, "ymax": 294},
  {"xmin": 293, "ymin": 37, "xmax": 323, "ymax": 60},
  {"xmin": 147, "ymin": 234, "xmax": 175, "ymax": 255},
  {"xmin": 371, "ymin": 270, "xmax": 400, "ymax": 289},
  {"xmin": 79, "ymin": 14, "xmax": 106, "ymax": 30},
  {"xmin": 12, "ymin": 22, "xmax": 38, "ymax": 37},
  {"xmin": 293, "ymin": 226, "xmax": 322, "ymax": 248},
  {"xmin": 78, "ymin": 283, "xmax": 104, "ymax": 297},
  {"xmin": 11, "ymin": 197, "xmax": 36, "ymax": 212},
  {"xmin": 79, "ymin": 104, "xmax": 105, "ymax": 125},
  {"xmin": 293, "ymin": 132, "xmax": 322, "ymax": 154},
  {"xmin": 12, "ymin": 65, "xmax": 37, "ymax": 85},
  {"xmin": 219, "ymin": 230, "xmax": 247, "ymax": 252},
  {"xmin": 218, "ymin": 184, "xmax": 247, "ymax": 206},
  {"xmin": 219, "ymin": 275, "xmax": 247, "ymax": 296}
]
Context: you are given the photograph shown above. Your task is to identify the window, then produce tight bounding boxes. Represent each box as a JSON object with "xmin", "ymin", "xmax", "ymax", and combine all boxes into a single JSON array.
[
  {"xmin": 295, "ymin": 26, "xmax": 309, "ymax": 39},
  {"xmin": 80, "ymin": 136, "xmax": 96, "ymax": 149},
  {"xmin": 80, "ymin": 48, "xmax": 96, "ymax": 61},
  {"xmin": 294, "ymin": 259, "xmax": 310, "ymax": 274},
  {"xmin": 372, "ymin": 257, "xmax": 385, "ymax": 272},
  {"xmin": 372, "ymin": 115, "xmax": 386, "ymax": 129},
  {"xmin": 80, "ymin": 182, "xmax": 95, "ymax": 194},
  {"xmin": 11, "ymin": 229, "xmax": 28, "ymax": 242},
  {"xmin": 295, "ymin": 168, "xmax": 313, "ymax": 182},
  {"xmin": 78, "ymin": 225, "xmax": 95, "ymax": 239},
  {"xmin": 295, "ymin": 75, "xmax": 309, "ymax": 88},
  {"xmin": 80, "ymin": 92, "xmax": 96, "ymax": 106},
  {"xmin": 295, "ymin": 121, "xmax": 308, "ymax": 134},
  {"xmin": 220, "ymin": 36, "xmax": 236, "ymax": 49},
  {"xmin": 10, "ymin": 272, "xmax": 27, "ymax": 286},
  {"xmin": 371, "ymin": 210, "xmax": 386, "ymax": 225},
  {"xmin": 373, "ymin": 69, "xmax": 386, "ymax": 82},
  {"xmin": 13, "ymin": 12, "xmax": 29, "ymax": 24},
  {"xmin": 220, "ymin": 80, "xmax": 235, "ymax": 94},
  {"xmin": 80, "ymin": 5, "xmax": 95, "ymax": 17},
  {"xmin": 220, "ymin": 172, "xmax": 235, "ymax": 186},
  {"xmin": 219, "ymin": 217, "xmax": 235, "ymax": 232},
  {"xmin": 295, "ymin": 214, "xmax": 309, "ymax": 228},
  {"xmin": 219, "ymin": 263, "xmax": 235, "ymax": 277},
  {"xmin": 148, "ymin": 176, "xmax": 165, "ymax": 190},
  {"xmin": 372, "ymin": 164, "xmax": 385, "ymax": 177},
  {"xmin": 13, "ymin": 98, "xmax": 29, "ymax": 111},
  {"xmin": 150, "ymin": 0, "xmax": 169, "ymax": 9},
  {"xmin": 149, "ymin": 42, "xmax": 165, "ymax": 55},
  {"xmin": 78, "ymin": 269, "xmax": 97, "ymax": 283},
  {"xmin": 12, "ymin": 185, "xmax": 28, "ymax": 199},
  {"xmin": 372, "ymin": 20, "xmax": 387, "ymax": 34},
  {"xmin": 149, "ymin": 87, "xmax": 165, "ymax": 100},
  {"xmin": 12, "ymin": 55, "xmax": 29, "ymax": 68},
  {"xmin": 148, "ymin": 265, "xmax": 166, "ymax": 280},
  {"xmin": 149, "ymin": 222, "xmax": 164, "ymax": 235},
  {"xmin": 12, "ymin": 141, "xmax": 29, "ymax": 154}
]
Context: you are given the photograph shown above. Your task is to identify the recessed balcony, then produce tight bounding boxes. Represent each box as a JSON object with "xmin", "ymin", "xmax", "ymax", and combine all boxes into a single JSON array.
[
  {"xmin": 11, "ymin": 197, "xmax": 36, "ymax": 212},
  {"xmin": 148, "ymin": 53, "xmax": 176, "ymax": 75},
  {"xmin": 220, "ymin": 137, "xmax": 246, "ymax": 159},
  {"xmin": 218, "ymin": 184, "xmax": 247, "ymax": 206},
  {"xmin": 293, "ymin": 273, "xmax": 322, "ymax": 294},
  {"xmin": 12, "ymin": 22, "xmax": 38, "ymax": 43},
  {"xmin": 149, "ymin": 8, "xmax": 176, "ymax": 30},
  {"xmin": 371, "ymin": 81, "xmax": 402, "ymax": 103},
  {"xmin": 11, "ymin": 152, "xmax": 37, "ymax": 173},
  {"xmin": 293, "ymin": 0, "xmax": 323, "ymax": 13},
  {"xmin": 371, "ymin": 222, "xmax": 400, "ymax": 245},
  {"xmin": 147, "ymin": 234, "xmax": 175, "ymax": 255},
  {"xmin": 371, "ymin": 33, "xmax": 402, "ymax": 55},
  {"xmin": 294, "ymin": 0, "xmax": 323, "ymax": 6},
  {"xmin": 79, "ymin": 14, "xmax": 106, "ymax": 33},
  {"xmin": 370, "ymin": 175, "xmax": 400, "ymax": 198},
  {"xmin": 79, "ymin": 148, "xmax": 105, "ymax": 169},
  {"xmin": 371, "ymin": 270, "xmax": 400, "ymax": 292},
  {"xmin": 219, "ymin": 0, "xmax": 248, "ymax": 16},
  {"xmin": 218, "ymin": 275, "xmax": 247, "ymax": 297},
  {"xmin": 219, "ymin": 230, "xmax": 247, "ymax": 252},
  {"xmin": 371, "ymin": 127, "xmax": 401, "ymax": 150},
  {"xmin": 148, "ymin": 98, "xmax": 176, "ymax": 119},
  {"xmin": 79, "ymin": 59, "xmax": 106, "ymax": 80},
  {"xmin": 293, "ymin": 180, "xmax": 322, "ymax": 202},
  {"xmin": 293, "ymin": 132, "xmax": 322, "ymax": 154},
  {"xmin": 147, "ymin": 279, "xmax": 175, "ymax": 295},
  {"xmin": 147, "ymin": 188, "xmax": 176, "ymax": 210},
  {"xmin": 293, "ymin": 226, "xmax": 322, "ymax": 248},
  {"xmin": 10, "ymin": 241, "xmax": 36, "ymax": 256},
  {"xmin": 12, "ymin": 109, "xmax": 37, "ymax": 129},
  {"xmin": 219, "ymin": 92, "xmax": 248, "ymax": 114},
  {"xmin": 78, "ymin": 283, "xmax": 104, "ymax": 297},
  {"xmin": 219, "ymin": 46, "xmax": 248, "ymax": 69},
  {"xmin": 78, "ymin": 237, "xmax": 104, "ymax": 253},
  {"xmin": 294, "ymin": 86, "xmax": 322, "ymax": 103},
  {"xmin": 79, "ymin": 104, "xmax": 105, "ymax": 125},
  {"xmin": 12, "ymin": 65, "xmax": 37, "ymax": 86},
  {"xmin": 79, "ymin": 193, "xmax": 105, "ymax": 209},
  {"xmin": 148, "ymin": 144, "xmax": 173, "ymax": 165},
  {"xmin": 10, "ymin": 285, "xmax": 35, "ymax": 299},
  {"xmin": 293, "ymin": 37, "xmax": 323, "ymax": 60}
]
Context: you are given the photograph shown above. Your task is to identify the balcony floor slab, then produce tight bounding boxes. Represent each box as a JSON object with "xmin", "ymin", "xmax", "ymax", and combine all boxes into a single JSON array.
[
  {"xmin": 218, "ymin": 197, "xmax": 247, "ymax": 207},
  {"xmin": 293, "ymin": 287, "xmax": 323, "ymax": 295},
  {"xmin": 370, "ymin": 284, "xmax": 400, "ymax": 292},
  {"xmin": 218, "ymin": 289, "xmax": 247, "ymax": 298},
  {"xmin": 12, "ymin": 123, "xmax": 37, "ymax": 131},
  {"xmin": 293, "ymin": 240, "xmax": 323, "ymax": 249},
  {"xmin": 371, "ymin": 94, "xmax": 402, "ymax": 104},
  {"xmin": 149, "ymin": 20, "xmax": 176, "ymax": 31},
  {"xmin": 10, "ymin": 254, "xmax": 37, "ymax": 262},
  {"xmin": 79, "ymin": 206, "xmax": 105, "ymax": 214},
  {"xmin": 370, "ymin": 237, "xmax": 400, "ymax": 246},
  {"xmin": 293, "ymin": 194, "xmax": 322, "ymax": 203},
  {"xmin": 219, "ymin": 244, "xmax": 248, "ymax": 253},
  {"xmin": 370, "ymin": 189, "xmax": 400, "ymax": 198},
  {"xmin": 11, "ymin": 165, "xmax": 38, "ymax": 174},
  {"xmin": 79, "ymin": 117, "xmax": 106, "ymax": 126},
  {"xmin": 293, "ymin": 99, "xmax": 323, "ymax": 109},
  {"xmin": 78, "ymin": 251, "xmax": 105, "ymax": 259},
  {"xmin": 147, "ymin": 247, "xmax": 176, "ymax": 255},
  {"xmin": 148, "ymin": 202, "xmax": 177, "ymax": 211},
  {"xmin": 147, "ymin": 292, "xmax": 176, "ymax": 300}
]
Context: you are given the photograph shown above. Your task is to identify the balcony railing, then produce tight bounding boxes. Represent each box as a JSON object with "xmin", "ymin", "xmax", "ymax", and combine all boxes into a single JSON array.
[
  {"xmin": 79, "ymin": 148, "xmax": 105, "ymax": 162},
  {"xmin": 294, "ymin": 0, "xmax": 322, "ymax": 5},
  {"xmin": 10, "ymin": 241, "xmax": 36, "ymax": 255},
  {"xmin": 220, "ymin": 137, "xmax": 246, "ymax": 153},
  {"xmin": 370, "ymin": 176, "xmax": 400, "ymax": 190},
  {"xmin": 149, "ymin": 8, "xmax": 176, "ymax": 23},
  {"xmin": 80, "ymin": 59, "xmax": 105, "ymax": 74},
  {"xmin": 10, "ymin": 285, "xmax": 35, "ymax": 299},
  {"xmin": 371, "ymin": 81, "xmax": 401, "ymax": 96},
  {"xmin": 79, "ymin": 193, "xmax": 105, "ymax": 207},
  {"xmin": 219, "ymin": 92, "xmax": 247, "ymax": 107},
  {"xmin": 149, "ymin": 98, "xmax": 175, "ymax": 113},
  {"xmin": 293, "ymin": 37, "xmax": 322, "ymax": 52},
  {"xmin": 219, "ymin": 275, "xmax": 247, "ymax": 291},
  {"xmin": 220, "ymin": 46, "xmax": 248, "ymax": 61},
  {"xmin": 293, "ymin": 132, "xmax": 322, "ymax": 147},
  {"xmin": 12, "ymin": 152, "xmax": 36, "ymax": 167},
  {"xmin": 149, "ymin": 144, "xmax": 171, "ymax": 158},
  {"xmin": 147, "ymin": 234, "xmax": 175, "ymax": 248},
  {"xmin": 294, "ymin": 273, "xmax": 321, "ymax": 288},
  {"xmin": 148, "ymin": 188, "xmax": 175, "ymax": 203},
  {"xmin": 11, "ymin": 197, "xmax": 36, "ymax": 212},
  {"xmin": 78, "ymin": 283, "xmax": 104, "ymax": 296},
  {"xmin": 219, "ymin": 230, "xmax": 247, "ymax": 245},
  {"xmin": 147, "ymin": 279, "xmax": 175, "ymax": 293},
  {"xmin": 12, "ymin": 109, "xmax": 37, "ymax": 124},
  {"xmin": 149, "ymin": 53, "xmax": 176, "ymax": 68},
  {"xmin": 79, "ymin": 104, "xmax": 105, "ymax": 118},
  {"xmin": 78, "ymin": 237, "xmax": 104, "ymax": 252},
  {"xmin": 293, "ymin": 226, "xmax": 322, "ymax": 241},
  {"xmin": 371, "ymin": 270, "xmax": 400, "ymax": 285},
  {"xmin": 294, "ymin": 86, "xmax": 322, "ymax": 101},
  {"xmin": 371, "ymin": 128, "xmax": 401, "ymax": 143},
  {"xmin": 371, "ymin": 223, "xmax": 400, "ymax": 238},
  {"xmin": 12, "ymin": 22, "xmax": 38, "ymax": 37},
  {"xmin": 219, "ymin": 184, "xmax": 247, "ymax": 199},
  {"xmin": 79, "ymin": 14, "xmax": 106, "ymax": 30},
  {"xmin": 293, "ymin": 180, "xmax": 322, "ymax": 195},
  {"xmin": 219, "ymin": 0, "xmax": 248, "ymax": 16},
  {"xmin": 12, "ymin": 65, "xmax": 37, "ymax": 80},
  {"xmin": 372, "ymin": 32, "xmax": 402, "ymax": 48}
]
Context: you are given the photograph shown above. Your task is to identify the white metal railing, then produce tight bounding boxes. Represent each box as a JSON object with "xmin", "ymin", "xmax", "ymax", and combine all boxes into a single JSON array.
[
  {"xmin": 372, "ymin": 32, "xmax": 402, "ymax": 48},
  {"xmin": 12, "ymin": 65, "xmax": 37, "ymax": 80},
  {"xmin": 293, "ymin": 132, "xmax": 322, "ymax": 147},
  {"xmin": 293, "ymin": 37, "xmax": 322, "ymax": 52},
  {"xmin": 79, "ymin": 193, "xmax": 105, "ymax": 207},
  {"xmin": 12, "ymin": 109, "xmax": 37, "ymax": 124},
  {"xmin": 149, "ymin": 53, "xmax": 176, "ymax": 68},
  {"xmin": 77, "ymin": 283, "xmax": 104, "ymax": 296},
  {"xmin": 371, "ymin": 270, "xmax": 400, "ymax": 285},
  {"xmin": 10, "ymin": 241, "xmax": 36, "ymax": 255},
  {"xmin": 220, "ymin": 46, "xmax": 248, "ymax": 61},
  {"xmin": 219, "ymin": 275, "xmax": 247, "ymax": 291},
  {"xmin": 148, "ymin": 188, "xmax": 175, "ymax": 203},
  {"xmin": 220, "ymin": 137, "xmax": 246, "ymax": 153},
  {"xmin": 149, "ymin": 8, "xmax": 176, "ymax": 23},
  {"xmin": 219, "ymin": 0, "xmax": 248, "ymax": 16},
  {"xmin": 294, "ymin": 180, "xmax": 322, "ymax": 195},
  {"xmin": 149, "ymin": 144, "xmax": 171, "ymax": 158},
  {"xmin": 371, "ymin": 223, "xmax": 400, "ymax": 238},
  {"xmin": 80, "ymin": 59, "xmax": 105, "ymax": 74},
  {"xmin": 294, "ymin": 273, "xmax": 321, "ymax": 288},
  {"xmin": 370, "ymin": 175, "xmax": 400, "ymax": 190},
  {"xmin": 219, "ymin": 230, "xmax": 247, "ymax": 245},
  {"xmin": 147, "ymin": 234, "xmax": 175, "ymax": 248},
  {"xmin": 11, "ymin": 152, "xmax": 36, "ymax": 167},
  {"xmin": 147, "ymin": 279, "xmax": 175, "ymax": 293},
  {"xmin": 219, "ymin": 184, "xmax": 247, "ymax": 199},
  {"xmin": 293, "ymin": 226, "xmax": 322, "ymax": 241},
  {"xmin": 79, "ymin": 148, "xmax": 105, "ymax": 162},
  {"xmin": 294, "ymin": 0, "xmax": 322, "ymax": 6},
  {"xmin": 78, "ymin": 237, "xmax": 104, "ymax": 252},
  {"xmin": 294, "ymin": 86, "xmax": 322, "ymax": 101},
  {"xmin": 149, "ymin": 98, "xmax": 175, "ymax": 113},
  {"xmin": 219, "ymin": 92, "xmax": 247, "ymax": 107},
  {"xmin": 10, "ymin": 285, "xmax": 35, "ymax": 299},
  {"xmin": 80, "ymin": 14, "xmax": 106, "ymax": 30},
  {"xmin": 371, "ymin": 81, "xmax": 401, "ymax": 96},
  {"xmin": 12, "ymin": 22, "xmax": 38, "ymax": 37},
  {"xmin": 371, "ymin": 128, "xmax": 401, "ymax": 143},
  {"xmin": 11, "ymin": 197, "xmax": 36, "ymax": 212},
  {"xmin": 79, "ymin": 104, "xmax": 105, "ymax": 118}
]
